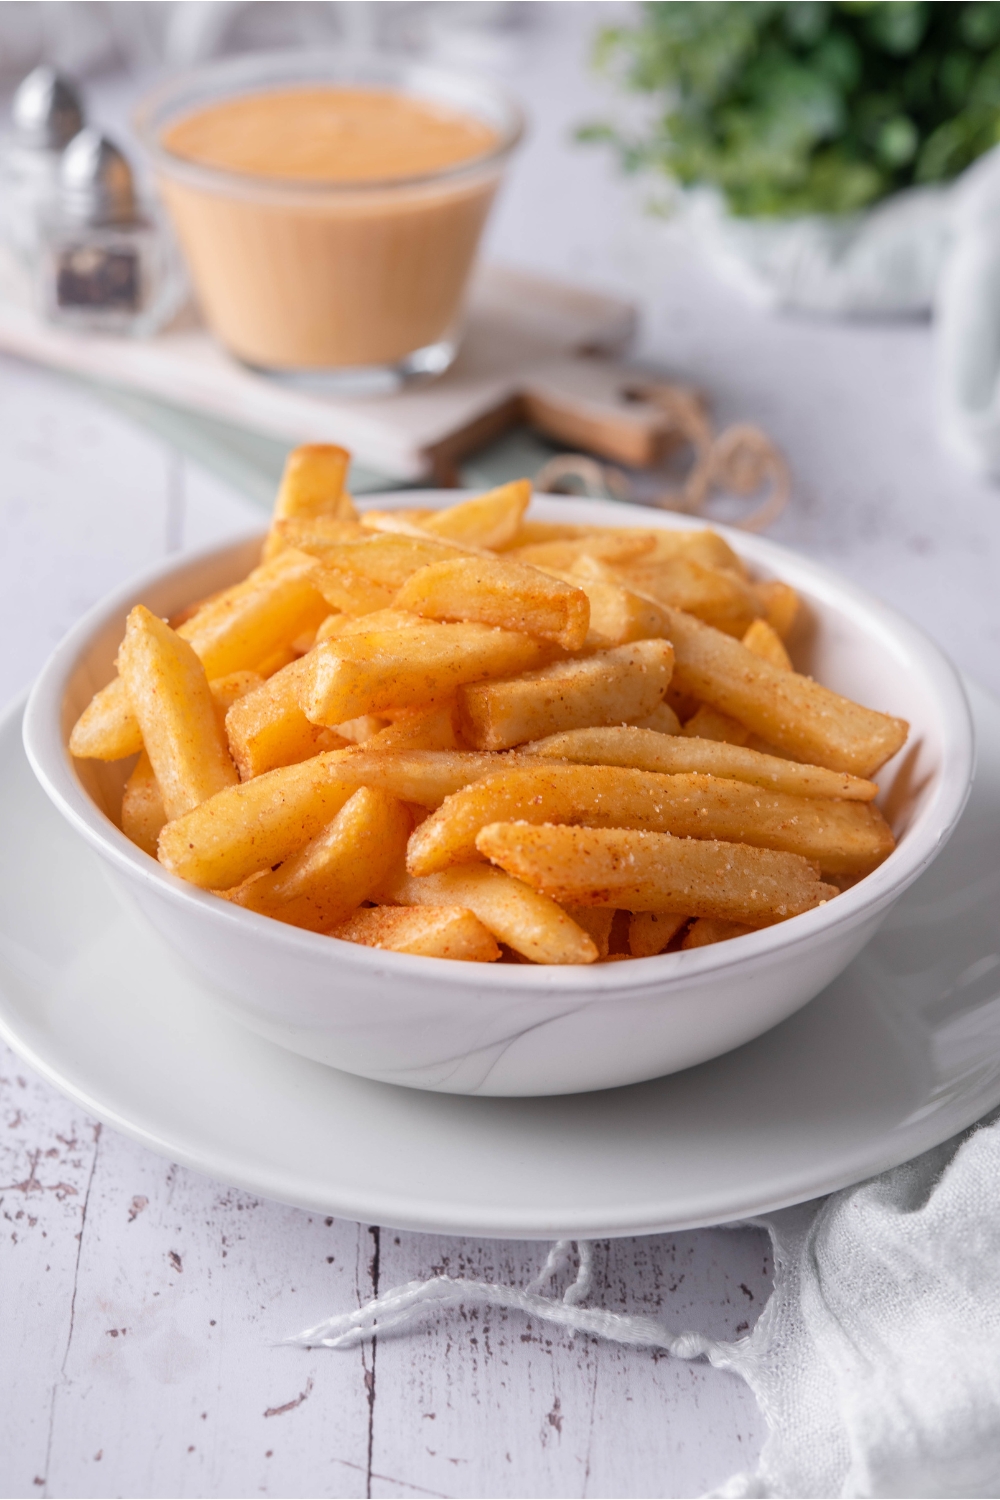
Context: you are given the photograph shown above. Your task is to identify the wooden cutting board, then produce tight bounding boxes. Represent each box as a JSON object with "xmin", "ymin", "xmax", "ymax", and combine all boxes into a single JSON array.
[{"xmin": 0, "ymin": 263, "xmax": 678, "ymax": 482}]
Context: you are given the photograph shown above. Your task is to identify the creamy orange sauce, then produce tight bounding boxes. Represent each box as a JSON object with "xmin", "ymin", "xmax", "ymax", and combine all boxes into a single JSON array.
[{"xmin": 163, "ymin": 87, "xmax": 499, "ymax": 183}]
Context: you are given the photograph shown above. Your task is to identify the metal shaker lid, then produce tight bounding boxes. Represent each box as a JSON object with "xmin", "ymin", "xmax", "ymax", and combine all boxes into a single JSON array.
[
  {"xmin": 58, "ymin": 129, "xmax": 138, "ymax": 226},
  {"xmin": 12, "ymin": 66, "xmax": 84, "ymax": 150}
]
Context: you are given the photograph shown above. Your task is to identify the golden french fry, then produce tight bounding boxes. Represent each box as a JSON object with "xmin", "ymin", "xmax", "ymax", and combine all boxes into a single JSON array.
[
  {"xmin": 523, "ymin": 725, "xmax": 878, "ymax": 800},
  {"xmin": 69, "ymin": 676, "xmax": 143, "ymax": 760},
  {"xmin": 380, "ymin": 865, "xmax": 598, "ymax": 965},
  {"xmin": 179, "ymin": 548, "xmax": 331, "ymax": 678},
  {"xmin": 361, "ymin": 701, "xmax": 462, "ymax": 752},
  {"xmin": 318, "ymin": 608, "xmax": 426, "ymax": 639},
  {"xmin": 118, "ymin": 606, "xmax": 238, "ymax": 821},
  {"xmin": 682, "ymin": 704, "xmax": 751, "ymax": 745},
  {"xmin": 328, "ymin": 748, "xmax": 522, "ymax": 807},
  {"xmin": 330, "ymin": 904, "xmax": 501, "ymax": 961},
  {"xmin": 301, "ymin": 623, "xmax": 543, "ymax": 726},
  {"xmin": 498, "ymin": 519, "xmax": 596, "ymax": 550},
  {"xmin": 507, "ymin": 531, "xmax": 657, "ymax": 571},
  {"xmin": 419, "ymin": 480, "xmax": 531, "ymax": 550},
  {"xmin": 629, "ymin": 701, "xmax": 683, "ymax": 735},
  {"xmin": 158, "ymin": 751, "xmax": 360, "ymax": 890},
  {"xmin": 300, "ymin": 532, "xmax": 470, "ymax": 584},
  {"xmin": 121, "ymin": 750, "xmax": 166, "ymax": 856},
  {"xmin": 407, "ymin": 763, "xmax": 893, "ymax": 876},
  {"xmin": 209, "ymin": 669, "xmax": 265, "ymax": 712},
  {"xmin": 742, "ymin": 617, "xmax": 792, "ymax": 670},
  {"xmin": 628, "ymin": 911, "xmax": 688, "ymax": 957},
  {"xmin": 564, "ymin": 906, "xmax": 615, "ymax": 959},
  {"xmin": 262, "ymin": 515, "xmax": 364, "ymax": 562},
  {"xmin": 682, "ymin": 917, "xmax": 756, "ymax": 949},
  {"xmin": 225, "ymin": 659, "xmax": 348, "ymax": 780},
  {"xmin": 228, "ymin": 787, "xmax": 410, "ymax": 932},
  {"xmin": 659, "ymin": 605, "xmax": 908, "ymax": 777},
  {"xmin": 333, "ymin": 715, "xmax": 389, "ymax": 745},
  {"xmin": 395, "ymin": 555, "xmax": 590, "ymax": 650},
  {"xmin": 618, "ymin": 555, "xmax": 763, "ymax": 637},
  {"xmin": 755, "ymin": 579, "xmax": 799, "ymax": 638},
  {"xmin": 476, "ymin": 822, "xmax": 838, "ymax": 923},
  {"xmin": 554, "ymin": 558, "xmax": 673, "ymax": 648},
  {"xmin": 458, "ymin": 639, "xmax": 675, "ymax": 751},
  {"xmin": 643, "ymin": 527, "xmax": 748, "ymax": 576},
  {"xmin": 273, "ymin": 444, "xmax": 353, "ymax": 523},
  {"xmin": 311, "ymin": 565, "xmax": 396, "ymax": 615}
]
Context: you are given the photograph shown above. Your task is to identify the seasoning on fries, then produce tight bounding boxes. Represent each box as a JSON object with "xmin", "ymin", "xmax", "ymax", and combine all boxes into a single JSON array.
[{"xmin": 70, "ymin": 442, "xmax": 909, "ymax": 965}]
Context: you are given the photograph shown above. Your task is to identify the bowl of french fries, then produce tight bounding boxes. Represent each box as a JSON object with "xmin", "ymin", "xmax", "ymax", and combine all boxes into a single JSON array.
[{"xmin": 24, "ymin": 447, "xmax": 973, "ymax": 1096}]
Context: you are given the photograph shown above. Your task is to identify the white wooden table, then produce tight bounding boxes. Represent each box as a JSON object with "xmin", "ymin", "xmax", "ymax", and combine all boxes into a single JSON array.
[{"xmin": 3, "ymin": 7, "xmax": 1000, "ymax": 1496}]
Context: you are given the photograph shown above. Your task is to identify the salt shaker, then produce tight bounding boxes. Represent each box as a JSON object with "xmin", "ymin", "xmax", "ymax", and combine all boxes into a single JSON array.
[
  {"xmin": 0, "ymin": 66, "xmax": 84, "ymax": 263},
  {"xmin": 37, "ymin": 129, "xmax": 184, "ymax": 336}
]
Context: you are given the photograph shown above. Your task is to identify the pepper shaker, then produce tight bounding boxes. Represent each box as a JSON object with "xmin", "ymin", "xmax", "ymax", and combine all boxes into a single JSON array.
[
  {"xmin": 37, "ymin": 129, "xmax": 185, "ymax": 336},
  {"xmin": 1, "ymin": 66, "xmax": 84, "ymax": 263}
]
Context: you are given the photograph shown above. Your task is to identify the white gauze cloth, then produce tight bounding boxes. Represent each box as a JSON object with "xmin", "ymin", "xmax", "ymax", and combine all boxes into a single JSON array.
[{"xmin": 288, "ymin": 1110, "xmax": 1000, "ymax": 1498}]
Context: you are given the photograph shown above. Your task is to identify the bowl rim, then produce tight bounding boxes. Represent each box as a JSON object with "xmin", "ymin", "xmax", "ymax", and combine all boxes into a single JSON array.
[
  {"xmin": 134, "ymin": 49, "xmax": 525, "ymax": 200},
  {"xmin": 23, "ymin": 495, "xmax": 976, "ymax": 996}
]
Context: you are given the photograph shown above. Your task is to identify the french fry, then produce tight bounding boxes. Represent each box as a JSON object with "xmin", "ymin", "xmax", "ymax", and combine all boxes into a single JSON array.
[
  {"xmin": 558, "ymin": 558, "xmax": 673, "ymax": 648},
  {"xmin": 301, "ymin": 623, "xmax": 544, "ymax": 726},
  {"xmin": 121, "ymin": 751, "xmax": 166, "ymax": 856},
  {"xmin": 301, "ymin": 532, "xmax": 471, "ymax": 584},
  {"xmin": 318, "ymin": 608, "xmax": 426, "ymax": 639},
  {"xmin": 418, "ymin": 479, "xmax": 531, "ymax": 550},
  {"xmin": 407, "ymin": 763, "xmax": 893, "ymax": 876},
  {"xmin": 395, "ymin": 555, "xmax": 590, "ymax": 649},
  {"xmin": 273, "ymin": 444, "xmax": 353, "ymax": 523},
  {"xmin": 178, "ymin": 548, "xmax": 331, "ymax": 678},
  {"xmin": 743, "ymin": 617, "xmax": 793, "ymax": 670},
  {"xmin": 617, "ymin": 555, "xmax": 763, "ymax": 637},
  {"xmin": 476, "ymin": 822, "xmax": 838, "ymax": 923},
  {"xmin": 563, "ymin": 906, "xmax": 615, "ymax": 959},
  {"xmin": 225, "ymin": 659, "xmax": 348, "ymax": 780},
  {"xmin": 458, "ymin": 639, "xmax": 675, "ymax": 751},
  {"xmin": 209, "ymin": 669, "xmax": 265, "ymax": 713},
  {"xmin": 118, "ymin": 606, "xmax": 238, "ymax": 821},
  {"xmin": 755, "ymin": 579, "xmax": 799, "ymax": 638},
  {"xmin": 330, "ymin": 904, "xmax": 501, "ymax": 961},
  {"xmin": 628, "ymin": 911, "xmax": 688, "ymax": 957},
  {"xmin": 310, "ymin": 566, "xmax": 396, "ymax": 615},
  {"xmin": 641, "ymin": 527, "xmax": 748, "ymax": 576},
  {"xmin": 659, "ymin": 604, "xmax": 908, "ymax": 777},
  {"xmin": 228, "ymin": 787, "xmax": 410, "ymax": 932},
  {"xmin": 682, "ymin": 704, "xmax": 751, "ymax": 745},
  {"xmin": 508, "ymin": 531, "xmax": 657, "ymax": 571},
  {"xmin": 629, "ymin": 701, "xmax": 683, "ymax": 735},
  {"xmin": 380, "ymin": 865, "xmax": 598, "ymax": 965},
  {"xmin": 523, "ymin": 725, "xmax": 879, "ymax": 801},
  {"xmin": 361, "ymin": 701, "xmax": 462, "ymax": 752},
  {"xmin": 682, "ymin": 918, "xmax": 756, "ymax": 948},
  {"xmin": 69, "ymin": 676, "xmax": 144, "ymax": 760},
  {"xmin": 262, "ymin": 515, "xmax": 363, "ymax": 562},
  {"xmin": 333, "ymin": 715, "xmax": 389, "ymax": 745},
  {"xmin": 498, "ymin": 519, "xmax": 596, "ymax": 550},
  {"xmin": 327, "ymin": 748, "xmax": 522, "ymax": 807},
  {"xmin": 158, "ymin": 751, "xmax": 361, "ymax": 890}
]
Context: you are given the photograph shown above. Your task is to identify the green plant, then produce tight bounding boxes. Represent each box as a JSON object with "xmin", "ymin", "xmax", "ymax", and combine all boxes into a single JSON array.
[{"xmin": 580, "ymin": 2, "xmax": 1000, "ymax": 216}]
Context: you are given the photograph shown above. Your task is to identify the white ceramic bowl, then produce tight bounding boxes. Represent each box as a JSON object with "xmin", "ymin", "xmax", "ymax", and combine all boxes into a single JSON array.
[{"xmin": 23, "ymin": 495, "xmax": 974, "ymax": 1097}]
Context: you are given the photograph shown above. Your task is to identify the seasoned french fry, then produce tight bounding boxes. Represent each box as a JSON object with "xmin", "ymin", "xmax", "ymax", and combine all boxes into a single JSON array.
[
  {"xmin": 333, "ymin": 715, "xmax": 389, "ymax": 745},
  {"xmin": 642, "ymin": 527, "xmax": 748, "ymax": 576},
  {"xmin": 418, "ymin": 480, "xmax": 531, "ymax": 550},
  {"xmin": 458, "ymin": 639, "xmax": 675, "ymax": 751},
  {"xmin": 228, "ymin": 787, "xmax": 410, "ymax": 932},
  {"xmin": 743, "ymin": 617, "xmax": 793, "ymax": 670},
  {"xmin": 682, "ymin": 918, "xmax": 756, "ymax": 948},
  {"xmin": 498, "ymin": 519, "xmax": 596, "ymax": 550},
  {"xmin": 302, "ymin": 532, "xmax": 470, "ymax": 584},
  {"xmin": 523, "ymin": 725, "xmax": 879, "ymax": 800},
  {"xmin": 407, "ymin": 763, "xmax": 893, "ymax": 876},
  {"xmin": 476, "ymin": 822, "xmax": 838, "ymax": 923},
  {"xmin": 209, "ymin": 669, "xmax": 265, "ymax": 713},
  {"xmin": 559, "ymin": 558, "xmax": 672, "ymax": 648},
  {"xmin": 380, "ymin": 865, "xmax": 598, "ymax": 965},
  {"xmin": 158, "ymin": 751, "xmax": 360, "ymax": 890},
  {"xmin": 262, "ymin": 515, "xmax": 363, "ymax": 562},
  {"xmin": 618, "ymin": 555, "xmax": 763, "ymax": 637},
  {"xmin": 330, "ymin": 904, "xmax": 501, "ymax": 961},
  {"xmin": 508, "ymin": 531, "xmax": 657, "ymax": 571},
  {"xmin": 310, "ymin": 565, "xmax": 396, "ymax": 615},
  {"xmin": 564, "ymin": 906, "xmax": 615, "ymax": 959},
  {"xmin": 301, "ymin": 623, "xmax": 544, "ymax": 726},
  {"xmin": 178, "ymin": 548, "xmax": 331, "ymax": 678},
  {"xmin": 118, "ymin": 606, "xmax": 238, "ymax": 821},
  {"xmin": 69, "ymin": 676, "xmax": 143, "ymax": 760},
  {"xmin": 628, "ymin": 911, "xmax": 688, "ymax": 957},
  {"xmin": 755, "ymin": 579, "xmax": 799, "ymax": 638},
  {"xmin": 328, "ymin": 748, "xmax": 522, "ymax": 807},
  {"xmin": 396, "ymin": 555, "xmax": 590, "ymax": 649},
  {"xmin": 121, "ymin": 750, "xmax": 166, "ymax": 856},
  {"xmin": 361, "ymin": 701, "xmax": 462, "ymax": 752},
  {"xmin": 273, "ymin": 444, "xmax": 353, "ymax": 523},
  {"xmin": 225, "ymin": 659, "xmax": 348, "ymax": 780},
  {"xmin": 318, "ymin": 608, "xmax": 426, "ymax": 639},
  {"xmin": 629, "ymin": 701, "xmax": 683, "ymax": 735},
  {"xmin": 659, "ymin": 605, "xmax": 908, "ymax": 777},
  {"xmin": 682, "ymin": 704, "xmax": 751, "ymax": 745}
]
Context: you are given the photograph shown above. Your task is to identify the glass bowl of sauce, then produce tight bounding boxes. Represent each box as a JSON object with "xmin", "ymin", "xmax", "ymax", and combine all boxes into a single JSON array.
[{"xmin": 135, "ymin": 52, "xmax": 523, "ymax": 389}]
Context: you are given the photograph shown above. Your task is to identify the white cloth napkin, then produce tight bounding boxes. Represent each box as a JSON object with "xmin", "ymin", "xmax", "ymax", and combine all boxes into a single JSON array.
[{"xmin": 289, "ymin": 1109, "xmax": 1000, "ymax": 1498}]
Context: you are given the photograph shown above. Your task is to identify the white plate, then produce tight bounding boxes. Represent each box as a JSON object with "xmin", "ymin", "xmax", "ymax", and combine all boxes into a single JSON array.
[{"xmin": 2, "ymin": 682, "xmax": 1000, "ymax": 1238}]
